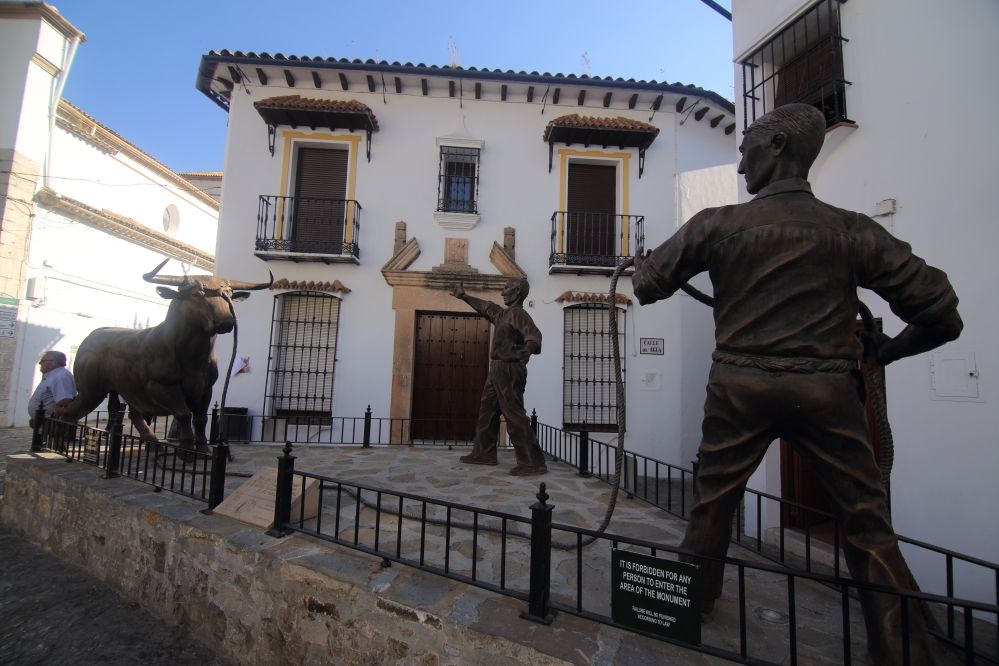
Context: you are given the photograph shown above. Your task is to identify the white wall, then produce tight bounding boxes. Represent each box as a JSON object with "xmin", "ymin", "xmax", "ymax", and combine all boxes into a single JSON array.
[
  {"xmin": 732, "ymin": 0, "xmax": 999, "ymax": 601},
  {"xmin": 0, "ymin": 18, "xmax": 38, "ymax": 151},
  {"xmin": 10, "ymin": 117, "xmax": 220, "ymax": 426},
  {"xmin": 48, "ymin": 123, "xmax": 219, "ymax": 252},
  {"xmin": 211, "ymin": 73, "xmax": 735, "ymax": 466}
]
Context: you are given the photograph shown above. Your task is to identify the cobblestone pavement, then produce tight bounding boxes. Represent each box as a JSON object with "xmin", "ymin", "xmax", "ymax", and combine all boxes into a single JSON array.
[{"xmin": 0, "ymin": 428, "xmax": 231, "ymax": 666}]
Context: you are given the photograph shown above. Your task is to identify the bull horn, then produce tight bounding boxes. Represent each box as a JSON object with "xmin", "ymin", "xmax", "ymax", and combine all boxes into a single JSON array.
[
  {"xmin": 226, "ymin": 271, "xmax": 274, "ymax": 291},
  {"xmin": 142, "ymin": 259, "xmax": 187, "ymax": 286}
]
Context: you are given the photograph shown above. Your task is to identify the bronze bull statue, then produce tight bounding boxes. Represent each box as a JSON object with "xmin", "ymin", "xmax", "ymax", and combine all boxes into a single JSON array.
[{"xmin": 62, "ymin": 260, "xmax": 271, "ymax": 455}]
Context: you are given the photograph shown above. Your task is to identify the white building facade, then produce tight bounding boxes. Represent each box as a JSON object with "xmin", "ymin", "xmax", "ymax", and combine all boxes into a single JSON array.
[
  {"xmin": 0, "ymin": 3, "xmax": 220, "ymax": 426},
  {"xmin": 731, "ymin": 0, "xmax": 999, "ymax": 602},
  {"xmin": 196, "ymin": 53, "xmax": 737, "ymax": 465}
]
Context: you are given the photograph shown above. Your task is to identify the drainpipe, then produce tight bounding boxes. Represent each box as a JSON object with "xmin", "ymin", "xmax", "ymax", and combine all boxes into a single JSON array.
[{"xmin": 43, "ymin": 33, "xmax": 80, "ymax": 190}]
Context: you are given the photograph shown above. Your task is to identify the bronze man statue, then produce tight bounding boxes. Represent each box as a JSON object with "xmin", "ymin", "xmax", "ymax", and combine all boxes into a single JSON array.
[
  {"xmin": 633, "ymin": 104, "xmax": 961, "ymax": 665},
  {"xmin": 450, "ymin": 279, "xmax": 548, "ymax": 476}
]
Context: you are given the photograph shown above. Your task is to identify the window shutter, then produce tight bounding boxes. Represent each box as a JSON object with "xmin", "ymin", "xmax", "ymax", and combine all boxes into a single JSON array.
[
  {"xmin": 566, "ymin": 163, "xmax": 617, "ymax": 259},
  {"xmin": 292, "ymin": 148, "xmax": 349, "ymax": 251}
]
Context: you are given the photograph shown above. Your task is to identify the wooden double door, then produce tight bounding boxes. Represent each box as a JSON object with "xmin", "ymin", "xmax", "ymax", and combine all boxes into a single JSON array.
[{"xmin": 411, "ymin": 312, "xmax": 490, "ymax": 441}]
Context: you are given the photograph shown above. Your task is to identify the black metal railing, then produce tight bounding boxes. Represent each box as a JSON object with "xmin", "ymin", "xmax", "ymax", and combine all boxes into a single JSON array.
[
  {"xmin": 533, "ymin": 417, "xmax": 999, "ymax": 652},
  {"xmin": 257, "ymin": 195, "xmax": 361, "ymax": 258},
  {"xmin": 549, "ymin": 212, "xmax": 644, "ymax": 269},
  {"xmin": 33, "ymin": 406, "xmax": 227, "ymax": 507},
  {"xmin": 267, "ymin": 447, "xmax": 998, "ymax": 665},
  {"xmin": 78, "ymin": 406, "xmax": 485, "ymax": 448},
  {"xmin": 66, "ymin": 402, "xmax": 999, "ymax": 637}
]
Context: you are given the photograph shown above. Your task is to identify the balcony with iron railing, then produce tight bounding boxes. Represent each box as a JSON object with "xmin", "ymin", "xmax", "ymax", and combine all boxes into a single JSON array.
[
  {"xmin": 256, "ymin": 195, "xmax": 362, "ymax": 263},
  {"xmin": 549, "ymin": 211, "xmax": 644, "ymax": 274}
]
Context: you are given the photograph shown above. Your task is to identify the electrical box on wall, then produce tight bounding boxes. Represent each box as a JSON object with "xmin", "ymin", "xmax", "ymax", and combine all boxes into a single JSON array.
[
  {"xmin": 929, "ymin": 351, "xmax": 981, "ymax": 401},
  {"xmin": 25, "ymin": 277, "xmax": 44, "ymax": 301}
]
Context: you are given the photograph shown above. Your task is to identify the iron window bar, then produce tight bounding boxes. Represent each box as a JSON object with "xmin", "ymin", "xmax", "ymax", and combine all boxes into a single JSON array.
[
  {"xmin": 436, "ymin": 145, "xmax": 480, "ymax": 214},
  {"xmin": 740, "ymin": 0, "xmax": 852, "ymax": 129},
  {"xmin": 263, "ymin": 291, "xmax": 341, "ymax": 422},
  {"xmin": 562, "ymin": 303, "xmax": 625, "ymax": 431}
]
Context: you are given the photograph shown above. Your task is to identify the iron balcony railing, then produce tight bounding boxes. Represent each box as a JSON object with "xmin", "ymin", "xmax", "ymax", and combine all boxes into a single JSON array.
[
  {"xmin": 550, "ymin": 212, "xmax": 644, "ymax": 269},
  {"xmin": 257, "ymin": 195, "xmax": 361, "ymax": 259}
]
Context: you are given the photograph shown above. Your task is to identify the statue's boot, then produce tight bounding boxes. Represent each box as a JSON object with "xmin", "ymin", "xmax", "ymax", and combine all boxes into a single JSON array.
[
  {"xmin": 508, "ymin": 462, "xmax": 547, "ymax": 476},
  {"xmin": 460, "ymin": 453, "xmax": 498, "ymax": 465}
]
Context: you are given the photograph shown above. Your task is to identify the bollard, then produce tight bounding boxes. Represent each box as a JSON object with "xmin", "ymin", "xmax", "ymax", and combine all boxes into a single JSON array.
[
  {"xmin": 578, "ymin": 425, "xmax": 591, "ymax": 477},
  {"xmin": 204, "ymin": 441, "xmax": 229, "ymax": 512},
  {"xmin": 521, "ymin": 483, "xmax": 557, "ymax": 624},
  {"xmin": 267, "ymin": 442, "xmax": 295, "ymax": 538},
  {"xmin": 209, "ymin": 402, "xmax": 220, "ymax": 445},
  {"xmin": 31, "ymin": 406, "xmax": 45, "ymax": 452},
  {"xmin": 363, "ymin": 405, "xmax": 372, "ymax": 448},
  {"xmin": 104, "ymin": 394, "xmax": 124, "ymax": 478}
]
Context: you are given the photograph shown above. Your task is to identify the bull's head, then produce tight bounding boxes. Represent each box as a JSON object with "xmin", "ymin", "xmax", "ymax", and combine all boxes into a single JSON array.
[{"xmin": 143, "ymin": 259, "xmax": 272, "ymax": 334}]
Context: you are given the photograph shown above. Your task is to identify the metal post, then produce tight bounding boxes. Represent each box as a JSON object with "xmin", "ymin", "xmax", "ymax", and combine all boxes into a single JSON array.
[
  {"xmin": 521, "ymin": 483, "xmax": 557, "ymax": 624},
  {"xmin": 205, "ymin": 442, "xmax": 229, "ymax": 511},
  {"xmin": 208, "ymin": 402, "xmax": 219, "ymax": 445},
  {"xmin": 105, "ymin": 395, "xmax": 123, "ymax": 478},
  {"xmin": 267, "ymin": 442, "xmax": 295, "ymax": 538},
  {"xmin": 363, "ymin": 405, "xmax": 372, "ymax": 448},
  {"xmin": 578, "ymin": 426, "xmax": 590, "ymax": 477},
  {"xmin": 31, "ymin": 406, "xmax": 45, "ymax": 451},
  {"xmin": 530, "ymin": 408, "xmax": 538, "ymax": 434}
]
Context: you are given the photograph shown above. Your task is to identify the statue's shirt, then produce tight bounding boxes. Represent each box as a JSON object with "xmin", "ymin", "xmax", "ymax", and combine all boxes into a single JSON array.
[
  {"xmin": 633, "ymin": 178, "xmax": 958, "ymax": 361},
  {"xmin": 480, "ymin": 303, "xmax": 542, "ymax": 363}
]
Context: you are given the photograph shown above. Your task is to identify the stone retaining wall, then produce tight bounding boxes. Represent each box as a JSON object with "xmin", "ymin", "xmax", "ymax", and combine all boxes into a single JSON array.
[{"xmin": 0, "ymin": 455, "xmax": 681, "ymax": 665}]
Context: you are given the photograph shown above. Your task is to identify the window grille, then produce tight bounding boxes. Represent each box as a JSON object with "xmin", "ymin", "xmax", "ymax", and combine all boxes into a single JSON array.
[
  {"xmin": 264, "ymin": 292, "xmax": 341, "ymax": 422},
  {"xmin": 563, "ymin": 303, "xmax": 625, "ymax": 431},
  {"xmin": 741, "ymin": 0, "xmax": 850, "ymax": 129},
  {"xmin": 437, "ymin": 145, "xmax": 479, "ymax": 213}
]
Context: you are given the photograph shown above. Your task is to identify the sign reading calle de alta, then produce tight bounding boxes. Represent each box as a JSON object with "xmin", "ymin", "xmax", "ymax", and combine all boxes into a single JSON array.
[
  {"xmin": 639, "ymin": 337, "xmax": 664, "ymax": 355},
  {"xmin": 611, "ymin": 549, "xmax": 700, "ymax": 644}
]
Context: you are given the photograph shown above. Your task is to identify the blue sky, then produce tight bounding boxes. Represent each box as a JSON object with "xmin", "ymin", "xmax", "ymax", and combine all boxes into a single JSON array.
[{"xmin": 51, "ymin": 0, "xmax": 733, "ymax": 173}]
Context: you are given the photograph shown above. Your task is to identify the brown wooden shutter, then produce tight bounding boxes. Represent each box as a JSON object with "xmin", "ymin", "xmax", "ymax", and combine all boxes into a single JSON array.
[
  {"xmin": 292, "ymin": 148, "xmax": 349, "ymax": 252},
  {"xmin": 566, "ymin": 163, "xmax": 616, "ymax": 258}
]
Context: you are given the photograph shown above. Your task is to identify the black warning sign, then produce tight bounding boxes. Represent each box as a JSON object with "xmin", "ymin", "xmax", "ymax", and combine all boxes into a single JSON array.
[{"xmin": 611, "ymin": 549, "xmax": 700, "ymax": 644}]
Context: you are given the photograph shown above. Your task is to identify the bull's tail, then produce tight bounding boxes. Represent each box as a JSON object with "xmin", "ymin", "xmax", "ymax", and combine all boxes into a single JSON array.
[{"xmin": 61, "ymin": 389, "xmax": 109, "ymax": 422}]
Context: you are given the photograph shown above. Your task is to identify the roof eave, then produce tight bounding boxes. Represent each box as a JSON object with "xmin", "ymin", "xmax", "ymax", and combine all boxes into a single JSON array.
[{"xmin": 196, "ymin": 53, "xmax": 735, "ymax": 115}]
